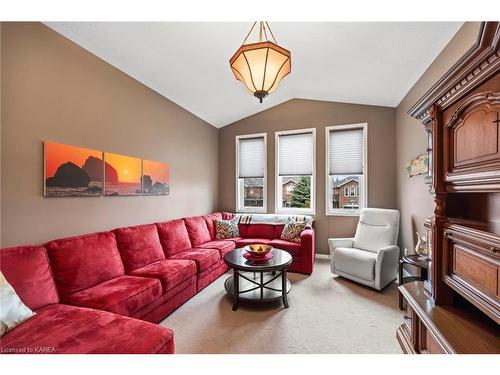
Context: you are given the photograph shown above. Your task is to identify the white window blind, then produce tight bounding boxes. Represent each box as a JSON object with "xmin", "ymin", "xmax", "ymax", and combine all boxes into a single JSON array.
[
  {"xmin": 238, "ymin": 137, "xmax": 265, "ymax": 178},
  {"xmin": 329, "ymin": 128, "xmax": 364, "ymax": 175},
  {"xmin": 278, "ymin": 132, "xmax": 314, "ymax": 176}
]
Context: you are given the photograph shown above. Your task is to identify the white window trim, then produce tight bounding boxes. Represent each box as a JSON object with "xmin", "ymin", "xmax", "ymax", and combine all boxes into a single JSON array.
[
  {"xmin": 325, "ymin": 123, "xmax": 368, "ymax": 217},
  {"xmin": 235, "ymin": 133, "xmax": 267, "ymax": 213},
  {"xmin": 275, "ymin": 128, "xmax": 316, "ymax": 215}
]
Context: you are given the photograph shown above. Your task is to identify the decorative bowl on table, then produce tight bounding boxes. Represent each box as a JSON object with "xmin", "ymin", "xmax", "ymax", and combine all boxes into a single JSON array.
[{"xmin": 243, "ymin": 244, "xmax": 273, "ymax": 260}]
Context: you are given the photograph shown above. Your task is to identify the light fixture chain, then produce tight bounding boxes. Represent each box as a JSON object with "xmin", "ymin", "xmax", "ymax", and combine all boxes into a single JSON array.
[
  {"xmin": 265, "ymin": 22, "xmax": 278, "ymax": 44},
  {"xmin": 242, "ymin": 21, "xmax": 257, "ymax": 45},
  {"xmin": 262, "ymin": 22, "xmax": 269, "ymax": 42}
]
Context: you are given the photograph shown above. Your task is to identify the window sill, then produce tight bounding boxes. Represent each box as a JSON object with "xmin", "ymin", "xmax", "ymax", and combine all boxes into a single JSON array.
[
  {"xmin": 236, "ymin": 209, "xmax": 267, "ymax": 214},
  {"xmin": 326, "ymin": 211, "xmax": 361, "ymax": 217},
  {"xmin": 275, "ymin": 209, "xmax": 316, "ymax": 215}
]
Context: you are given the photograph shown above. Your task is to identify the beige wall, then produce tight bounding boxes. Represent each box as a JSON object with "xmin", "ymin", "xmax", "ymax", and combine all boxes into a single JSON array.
[
  {"xmin": 0, "ymin": 23, "xmax": 219, "ymax": 247},
  {"xmin": 219, "ymin": 99, "xmax": 397, "ymax": 254},
  {"xmin": 395, "ymin": 22, "xmax": 481, "ymax": 255}
]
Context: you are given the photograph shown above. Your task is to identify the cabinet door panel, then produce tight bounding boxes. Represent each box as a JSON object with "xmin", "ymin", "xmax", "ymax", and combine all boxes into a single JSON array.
[
  {"xmin": 444, "ymin": 91, "xmax": 500, "ymax": 188},
  {"xmin": 453, "ymin": 245, "xmax": 498, "ymax": 296},
  {"xmin": 443, "ymin": 226, "xmax": 500, "ymax": 323},
  {"xmin": 454, "ymin": 108, "xmax": 499, "ymax": 165}
]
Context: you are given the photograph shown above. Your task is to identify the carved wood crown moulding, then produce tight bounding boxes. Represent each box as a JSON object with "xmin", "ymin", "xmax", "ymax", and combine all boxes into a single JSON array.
[{"xmin": 409, "ymin": 22, "xmax": 500, "ymax": 125}]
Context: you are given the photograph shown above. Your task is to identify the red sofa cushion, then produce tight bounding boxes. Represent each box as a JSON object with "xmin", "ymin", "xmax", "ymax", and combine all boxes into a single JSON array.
[
  {"xmin": 170, "ymin": 248, "xmax": 220, "ymax": 272},
  {"xmin": 273, "ymin": 224, "xmax": 286, "ymax": 239},
  {"xmin": 130, "ymin": 259, "xmax": 197, "ymax": 293},
  {"xmin": 269, "ymin": 239, "xmax": 301, "ymax": 257},
  {"xmin": 156, "ymin": 219, "xmax": 192, "ymax": 257},
  {"xmin": 114, "ymin": 224, "xmax": 165, "ymax": 272},
  {"xmin": 0, "ymin": 245, "xmax": 59, "ymax": 310},
  {"xmin": 204, "ymin": 212, "xmax": 223, "ymax": 240},
  {"xmin": 183, "ymin": 216, "xmax": 211, "ymax": 247},
  {"xmin": 222, "ymin": 212, "xmax": 235, "ymax": 220},
  {"xmin": 196, "ymin": 240, "xmax": 236, "ymax": 258},
  {"xmin": 246, "ymin": 224, "xmax": 275, "ymax": 239},
  {"xmin": 238, "ymin": 223, "xmax": 249, "ymax": 237},
  {"xmin": 47, "ymin": 232, "xmax": 125, "ymax": 297},
  {"xmin": 0, "ymin": 304, "xmax": 174, "ymax": 354},
  {"xmin": 235, "ymin": 238, "xmax": 272, "ymax": 248},
  {"xmin": 63, "ymin": 275, "xmax": 162, "ymax": 316}
]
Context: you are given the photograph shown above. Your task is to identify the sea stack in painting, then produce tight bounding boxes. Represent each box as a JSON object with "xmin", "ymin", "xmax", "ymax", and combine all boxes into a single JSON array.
[
  {"xmin": 104, "ymin": 153, "xmax": 142, "ymax": 196},
  {"xmin": 142, "ymin": 159, "xmax": 170, "ymax": 195},
  {"xmin": 45, "ymin": 142, "xmax": 106, "ymax": 197}
]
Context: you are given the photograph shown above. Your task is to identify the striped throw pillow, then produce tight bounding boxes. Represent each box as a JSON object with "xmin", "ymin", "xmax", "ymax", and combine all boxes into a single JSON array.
[
  {"xmin": 215, "ymin": 219, "xmax": 240, "ymax": 239},
  {"xmin": 280, "ymin": 219, "xmax": 307, "ymax": 243}
]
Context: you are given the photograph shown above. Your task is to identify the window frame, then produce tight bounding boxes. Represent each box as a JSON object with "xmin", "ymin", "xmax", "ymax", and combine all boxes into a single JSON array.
[
  {"xmin": 325, "ymin": 123, "xmax": 368, "ymax": 217},
  {"xmin": 235, "ymin": 132, "xmax": 267, "ymax": 213},
  {"xmin": 275, "ymin": 128, "xmax": 316, "ymax": 215}
]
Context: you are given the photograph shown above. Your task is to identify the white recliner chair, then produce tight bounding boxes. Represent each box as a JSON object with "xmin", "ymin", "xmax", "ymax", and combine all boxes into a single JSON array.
[{"xmin": 328, "ymin": 208, "xmax": 400, "ymax": 291}]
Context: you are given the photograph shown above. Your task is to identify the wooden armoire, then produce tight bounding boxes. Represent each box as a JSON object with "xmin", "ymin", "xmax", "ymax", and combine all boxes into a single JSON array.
[{"xmin": 397, "ymin": 22, "xmax": 500, "ymax": 354}]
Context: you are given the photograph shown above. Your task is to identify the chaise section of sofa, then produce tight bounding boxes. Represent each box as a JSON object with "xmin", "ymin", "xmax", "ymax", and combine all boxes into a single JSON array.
[{"xmin": 0, "ymin": 245, "xmax": 174, "ymax": 354}]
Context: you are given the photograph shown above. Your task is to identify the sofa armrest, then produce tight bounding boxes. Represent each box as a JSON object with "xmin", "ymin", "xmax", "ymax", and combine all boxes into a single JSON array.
[
  {"xmin": 300, "ymin": 228, "xmax": 315, "ymax": 274},
  {"xmin": 374, "ymin": 245, "xmax": 400, "ymax": 290},
  {"xmin": 328, "ymin": 238, "xmax": 354, "ymax": 254}
]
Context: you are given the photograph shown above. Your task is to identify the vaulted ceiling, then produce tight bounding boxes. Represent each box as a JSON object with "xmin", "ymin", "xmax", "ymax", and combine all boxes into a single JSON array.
[{"xmin": 46, "ymin": 22, "xmax": 463, "ymax": 128}]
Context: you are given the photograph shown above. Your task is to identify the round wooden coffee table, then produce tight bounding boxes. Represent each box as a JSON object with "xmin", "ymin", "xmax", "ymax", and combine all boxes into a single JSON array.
[{"xmin": 223, "ymin": 248, "xmax": 292, "ymax": 311}]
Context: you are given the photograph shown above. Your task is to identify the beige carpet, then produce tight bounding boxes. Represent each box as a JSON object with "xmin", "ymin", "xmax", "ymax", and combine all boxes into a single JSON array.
[{"xmin": 160, "ymin": 257, "xmax": 404, "ymax": 354}]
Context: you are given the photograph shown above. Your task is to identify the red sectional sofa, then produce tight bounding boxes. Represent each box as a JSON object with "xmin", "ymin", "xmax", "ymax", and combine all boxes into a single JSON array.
[{"xmin": 0, "ymin": 212, "xmax": 315, "ymax": 354}]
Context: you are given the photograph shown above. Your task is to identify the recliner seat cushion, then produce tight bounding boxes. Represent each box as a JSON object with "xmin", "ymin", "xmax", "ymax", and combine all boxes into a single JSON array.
[
  {"xmin": 332, "ymin": 247, "xmax": 377, "ymax": 281},
  {"xmin": 269, "ymin": 239, "xmax": 301, "ymax": 257},
  {"xmin": 183, "ymin": 216, "xmax": 211, "ymax": 247},
  {"xmin": 156, "ymin": 219, "xmax": 192, "ymax": 257},
  {"xmin": 169, "ymin": 248, "xmax": 220, "ymax": 272},
  {"xmin": 0, "ymin": 246, "xmax": 59, "ymax": 310},
  {"xmin": 114, "ymin": 224, "xmax": 165, "ymax": 272},
  {"xmin": 0, "ymin": 304, "xmax": 174, "ymax": 354},
  {"xmin": 196, "ymin": 240, "xmax": 236, "ymax": 258},
  {"xmin": 63, "ymin": 275, "xmax": 162, "ymax": 316},
  {"xmin": 47, "ymin": 232, "xmax": 125, "ymax": 297},
  {"xmin": 130, "ymin": 259, "xmax": 197, "ymax": 293}
]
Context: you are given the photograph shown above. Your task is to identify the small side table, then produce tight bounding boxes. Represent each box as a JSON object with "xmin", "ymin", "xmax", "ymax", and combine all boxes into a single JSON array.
[{"xmin": 399, "ymin": 255, "xmax": 429, "ymax": 310}]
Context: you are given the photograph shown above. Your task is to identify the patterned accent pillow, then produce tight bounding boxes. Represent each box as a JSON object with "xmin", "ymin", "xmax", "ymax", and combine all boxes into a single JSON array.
[
  {"xmin": 215, "ymin": 219, "xmax": 240, "ymax": 239},
  {"xmin": 280, "ymin": 219, "xmax": 307, "ymax": 243}
]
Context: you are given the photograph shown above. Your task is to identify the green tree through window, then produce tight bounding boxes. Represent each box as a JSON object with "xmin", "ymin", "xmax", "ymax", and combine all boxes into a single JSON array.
[{"xmin": 290, "ymin": 176, "xmax": 311, "ymax": 208}]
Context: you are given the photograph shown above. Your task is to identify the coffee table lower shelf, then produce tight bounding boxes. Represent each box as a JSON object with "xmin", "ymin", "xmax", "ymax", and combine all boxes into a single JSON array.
[{"xmin": 224, "ymin": 272, "xmax": 291, "ymax": 309}]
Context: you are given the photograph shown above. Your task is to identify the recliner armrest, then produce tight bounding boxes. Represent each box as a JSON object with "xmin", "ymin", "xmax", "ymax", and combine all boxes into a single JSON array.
[
  {"xmin": 374, "ymin": 245, "xmax": 400, "ymax": 290},
  {"xmin": 328, "ymin": 238, "xmax": 354, "ymax": 253}
]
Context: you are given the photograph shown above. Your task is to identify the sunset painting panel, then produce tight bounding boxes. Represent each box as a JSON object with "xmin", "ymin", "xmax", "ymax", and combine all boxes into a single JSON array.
[
  {"xmin": 104, "ymin": 152, "xmax": 142, "ymax": 196},
  {"xmin": 44, "ymin": 141, "xmax": 103, "ymax": 197},
  {"xmin": 142, "ymin": 159, "xmax": 170, "ymax": 195}
]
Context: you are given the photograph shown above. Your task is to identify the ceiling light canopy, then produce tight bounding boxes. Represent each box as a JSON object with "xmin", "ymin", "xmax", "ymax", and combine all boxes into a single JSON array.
[{"xmin": 230, "ymin": 22, "xmax": 291, "ymax": 103}]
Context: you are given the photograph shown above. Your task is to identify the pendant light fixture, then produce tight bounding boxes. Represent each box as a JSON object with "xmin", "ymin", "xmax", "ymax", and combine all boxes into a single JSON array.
[{"xmin": 229, "ymin": 21, "xmax": 291, "ymax": 103}]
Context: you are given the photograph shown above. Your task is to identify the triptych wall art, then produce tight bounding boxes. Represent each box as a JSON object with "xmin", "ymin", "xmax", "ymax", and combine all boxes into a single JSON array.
[{"xmin": 44, "ymin": 141, "xmax": 170, "ymax": 197}]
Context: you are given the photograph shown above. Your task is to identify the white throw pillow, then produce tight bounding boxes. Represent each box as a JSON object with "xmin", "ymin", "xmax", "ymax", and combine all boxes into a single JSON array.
[{"xmin": 0, "ymin": 271, "xmax": 36, "ymax": 337}]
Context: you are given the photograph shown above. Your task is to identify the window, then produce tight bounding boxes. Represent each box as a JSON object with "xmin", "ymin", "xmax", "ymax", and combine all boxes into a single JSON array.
[
  {"xmin": 326, "ymin": 123, "xmax": 367, "ymax": 216},
  {"xmin": 275, "ymin": 129, "xmax": 315, "ymax": 214},
  {"xmin": 236, "ymin": 133, "xmax": 267, "ymax": 212}
]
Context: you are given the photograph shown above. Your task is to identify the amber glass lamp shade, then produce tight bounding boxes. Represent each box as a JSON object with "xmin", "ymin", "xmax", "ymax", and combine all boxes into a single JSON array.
[{"xmin": 230, "ymin": 41, "xmax": 291, "ymax": 103}]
